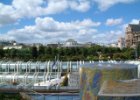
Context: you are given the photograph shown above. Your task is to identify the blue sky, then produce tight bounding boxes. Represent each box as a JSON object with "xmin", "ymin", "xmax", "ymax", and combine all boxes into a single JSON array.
[{"xmin": 0, "ymin": 0, "xmax": 140, "ymax": 44}]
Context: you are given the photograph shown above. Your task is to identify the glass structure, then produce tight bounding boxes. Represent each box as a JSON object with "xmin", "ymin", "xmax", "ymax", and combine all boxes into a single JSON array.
[{"xmin": 0, "ymin": 61, "xmax": 81, "ymax": 86}]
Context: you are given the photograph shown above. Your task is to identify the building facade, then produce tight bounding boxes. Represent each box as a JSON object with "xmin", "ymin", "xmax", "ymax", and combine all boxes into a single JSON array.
[
  {"xmin": 3, "ymin": 45, "xmax": 23, "ymax": 50},
  {"xmin": 118, "ymin": 37, "xmax": 125, "ymax": 49},
  {"xmin": 63, "ymin": 39, "xmax": 81, "ymax": 47},
  {"xmin": 62, "ymin": 39, "xmax": 95, "ymax": 47},
  {"xmin": 63, "ymin": 39, "xmax": 79, "ymax": 47},
  {"xmin": 125, "ymin": 21, "xmax": 140, "ymax": 48},
  {"xmin": 0, "ymin": 40, "xmax": 12, "ymax": 46}
]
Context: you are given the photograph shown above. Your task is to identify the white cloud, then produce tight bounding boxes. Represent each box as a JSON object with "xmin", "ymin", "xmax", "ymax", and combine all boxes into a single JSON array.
[
  {"xmin": 1, "ymin": 16, "xmax": 125, "ymax": 44},
  {"xmin": 0, "ymin": 0, "xmax": 91, "ymax": 26},
  {"xmin": 106, "ymin": 18, "xmax": 123, "ymax": 26},
  {"xmin": 0, "ymin": 3, "xmax": 19, "ymax": 26},
  {"xmin": 69, "ymin": 0, "xmax": 90, "ymax": 12},
  {"xmin": 1, "ymin": 17, "xmax": 100, "ymax": 43},
  {"xmin": 92, "ymin": 30, "xmax": 124, "ymax": 43},
  {"xmin": 130, "ymin": 19, "xmax": 140, "ymax": 24},
  {"xmin": 0, "ymin": 0, "xmax": 137, "ymax": 43},
  {"xmin": 78, "ymin": 19, "xmax": 101, "ymax": 27},
  {"xmin": 0, "ymin": 16, "xmax": 126, "ymax": 44},
  {"xmin": 120, "ymin": 19, "xmax": 140, "ymax": 32},
  {"xmin": 0, "ymin": 0, "xmax": 137, "ymax": 26},
  {"xmin": 94, "ymin": 0, "xmax": 136, "ymax": 11},
  {"xmin": 12, "ymin": 0, "xmax": 45, "ymax": 17}
]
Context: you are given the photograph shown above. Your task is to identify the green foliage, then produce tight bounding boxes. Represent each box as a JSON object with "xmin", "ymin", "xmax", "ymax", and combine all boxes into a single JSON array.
[
  {"xmin": 38, "ymin": 45, "xmax": 45, "ymax": 56},
  {"xmin": 0, "ymin": 45, "xmax": 135, "ymax": 61},
  {"xmin": 0, "ymin": 93, "xmax": 22, "ymax": 100},
  {"xmin": 10, "ymin": 49, "xmax": 17, "ymax": 58},
  {"xmin": 0, "ymin": 49, "xmax": 4, "ymax": 58},
  {"xmin": 31, "ymin": 46, "xmax": 38, "ymax": 59}
]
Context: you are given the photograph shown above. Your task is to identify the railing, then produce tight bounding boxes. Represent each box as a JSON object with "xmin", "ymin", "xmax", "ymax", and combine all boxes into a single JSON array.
[{"xmin": 0, "ymin": 61, "xmax": 85, "ymax": 73}]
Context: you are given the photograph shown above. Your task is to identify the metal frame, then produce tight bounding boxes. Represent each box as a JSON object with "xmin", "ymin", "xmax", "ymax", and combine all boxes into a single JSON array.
[{"xmin": 0, "ymin": 61, "xmax": 81, "ymax": 86}]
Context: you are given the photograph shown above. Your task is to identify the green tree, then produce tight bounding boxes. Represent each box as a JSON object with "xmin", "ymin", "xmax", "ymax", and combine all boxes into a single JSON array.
[
  {"xmin": 58, "ymin": 48, "xmax": 64, "ymax": 56},
  {"xmin": 45, "ymin": 47, "xmax": 52, "ymax": 55},
  {"xmin": 10, "ymin": 49, "xmax": 17, "ymax": 58},
  {"xmin": 0, "ymin": 49, "xmax": 4, "ymax": 58},
  {"xmin": 31, "ymin": 46, "xmax": 38, "ymax": 59},
  {"xmin": 38, "ymin": 45, "xmax": 45, "ymax": 56},
  {"xmin": 51, "ymin": 47, "xmax": 58, "ymax": 56}
]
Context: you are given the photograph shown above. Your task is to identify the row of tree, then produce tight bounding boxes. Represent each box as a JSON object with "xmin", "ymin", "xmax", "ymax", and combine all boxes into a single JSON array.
[{"xmin": 0, "ymin": 45, "xmax": 136, "ymax": 61}]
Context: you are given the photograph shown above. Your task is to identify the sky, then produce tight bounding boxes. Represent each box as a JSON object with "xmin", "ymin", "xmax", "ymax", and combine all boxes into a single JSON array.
[{"xmin": 0, "ymin": 0, "xmax": 140, "ymax": 44}]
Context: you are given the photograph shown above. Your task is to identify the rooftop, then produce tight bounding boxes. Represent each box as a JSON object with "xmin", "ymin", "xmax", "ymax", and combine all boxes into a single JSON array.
[{"xmin": 129, "ymin": 21, "xmax": 140, "ymax": 32}]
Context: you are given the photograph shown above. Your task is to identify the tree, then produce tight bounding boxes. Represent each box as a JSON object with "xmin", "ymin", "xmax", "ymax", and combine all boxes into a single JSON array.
[
  {"xmin": 81, "ymin": 48, "xmax": 87, "ymax": 57},
  {"xmin": 0, "ymin": 49, "xmax": 4, "ymax": 58},
  {"xmin": 51, "ymin": 47, "xmax": 58, "ymax": 56},
  {"xmin": 31, "ymin": 46, "xmax": 38, "ymax": 59},
  {"xmin": 10, "ymin": 49, "xmax": 17, "ymax": 58},
  {"xmin": 45, "ymin": 47, "xmax": 52, "ymax": 55},
  {"xmin": 38, "ymin": 45, "xmax": 45, "ymax": 56},
  {"xmin": 58, "ymin": 48, "xmax": 64, "ymax": 56}
]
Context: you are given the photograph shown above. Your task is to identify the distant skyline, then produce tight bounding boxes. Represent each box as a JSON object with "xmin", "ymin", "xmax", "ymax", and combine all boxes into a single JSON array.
[{"xmin": 0, "ymin": 0, "xmax": 140, "ymax": 44}]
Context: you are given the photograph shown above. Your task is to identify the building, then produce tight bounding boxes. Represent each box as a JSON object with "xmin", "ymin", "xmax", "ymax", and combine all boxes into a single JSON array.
[
  {"xmin": 63, "ymin": 39, "xmax": 81, "ymax": 47},
  {"xmin": 125, "ymin": 21, "xmax": 140, "ymax": 48},
  {"xmin": 3, "ymin": 45, "xmax": 23, "ymax": 50},
  {"xmin": 83, "ymin": 42, "xmax": 96, "ymax": 47},
  {"xmin": 47, "ymin": 43, "xmax": 59, "ymax": 48},
  {"xmin": 1, "ymin": 40, "xmax": 24, "ymax": 50},
  {"xmin": 107, "ymin": 43, "xmax": 118, "ymax": 48},
  {"xmin": 47, "ymin": 42, "xmax": 62, "ymax": 48},
  {"xmin": 118, "ymin": 37, "xmax": 125, "ymax": 49},
  {"xmin": 0, "ymin": 40, "xmax": 12, "ymax": 46},
  {"xmin": 62, "ymin": 39, "xmax": 95, "ymax": 47}
]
